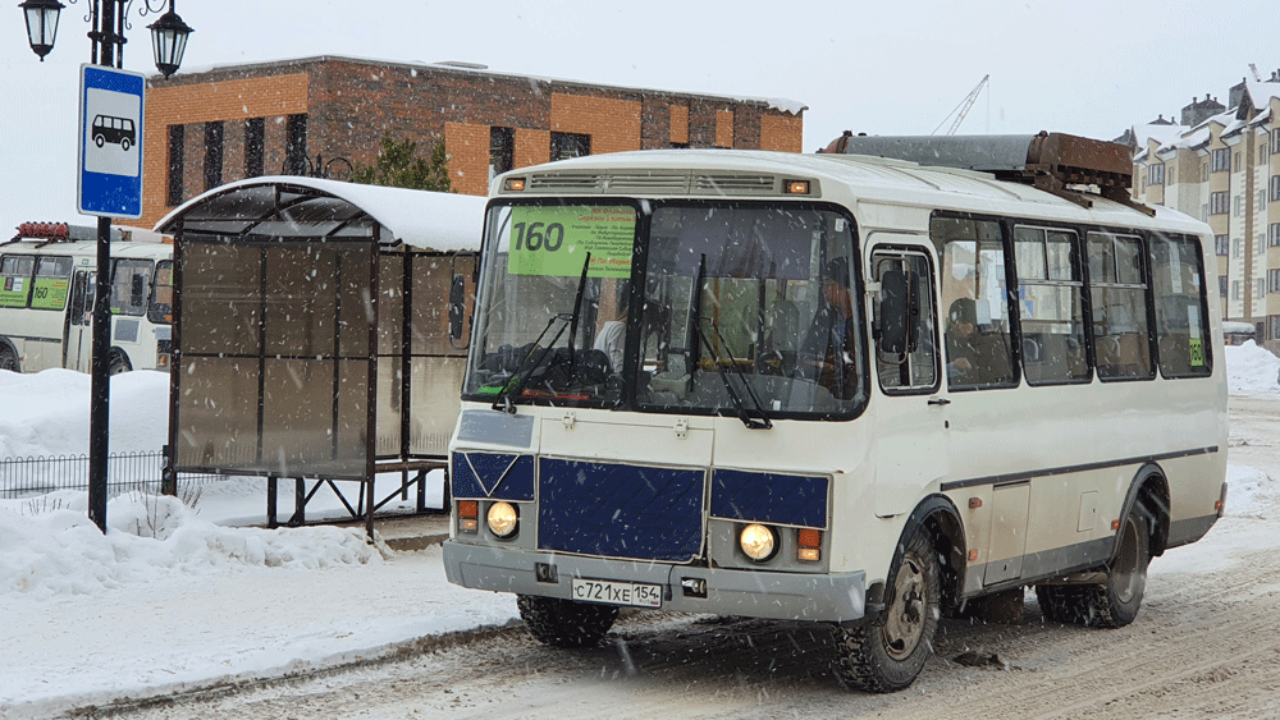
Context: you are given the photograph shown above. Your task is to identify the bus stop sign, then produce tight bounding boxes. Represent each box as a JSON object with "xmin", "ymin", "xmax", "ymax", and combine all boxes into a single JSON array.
[{"xmin": 78, "ymin": 64, "xmax": 145, "ymax": 219}]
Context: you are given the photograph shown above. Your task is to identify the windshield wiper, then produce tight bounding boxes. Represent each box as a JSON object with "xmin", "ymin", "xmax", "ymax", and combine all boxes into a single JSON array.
[
  {"xmin": 490, "ymin": 253, "xmax": 592, "ymax": 414},
  {"xmin": 692, "ymin": 254, "xmax": 772, "ymax": 430}
]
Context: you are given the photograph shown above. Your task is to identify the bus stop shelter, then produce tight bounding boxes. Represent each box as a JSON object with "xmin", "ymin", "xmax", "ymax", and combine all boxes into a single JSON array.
[{"xmin": 155, "ymin": 177, "xmax": 486, "ymax": 534}]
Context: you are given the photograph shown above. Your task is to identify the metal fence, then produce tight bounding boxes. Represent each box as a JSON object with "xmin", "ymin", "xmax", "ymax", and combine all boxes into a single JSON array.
[{"xmin": 0, "ymin": 451, "xmax": 219, "ymax": 499}]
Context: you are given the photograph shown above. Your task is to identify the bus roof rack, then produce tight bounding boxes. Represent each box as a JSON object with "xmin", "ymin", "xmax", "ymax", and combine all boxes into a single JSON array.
[
  {"xmin": 5, "ymin": 221, "xmax": 170, "ymax": 248},
  {"xmin": 819, "ymin": 131, "xmax": 1152, "ymax": 216}
]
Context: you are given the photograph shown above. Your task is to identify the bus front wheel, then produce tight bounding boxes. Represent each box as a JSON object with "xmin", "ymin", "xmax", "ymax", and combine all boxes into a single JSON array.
[
  {"xmin": 109, "ymin": 350, "xmax": 132, "ymax": 375},
  {"xmin": 833, "ymin": 529, "xmax": 940, "ymax": 693},
  {"xmin": 0, "ymin": 347, "xmax": 19, "ymax": 373},
  {"xmin": 517, "ymin": 594, "xmax": 618, "ymax": 649}
]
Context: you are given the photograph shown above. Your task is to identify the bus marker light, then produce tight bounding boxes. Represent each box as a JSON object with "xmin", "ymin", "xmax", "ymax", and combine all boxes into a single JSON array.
[
  {"xmin": 503, "ymin": 177, "xmax": 527, "ymax": 192},
  {"xmin": 798, "ymin": 548, "xmax": 821, "ymax": 562},
  {"xmin": 967, "ymin": 549, "xmax": 979, "ymax": 562},
  {"xmin": 1111, "ymin": 519, "xmax": 1121, "ymax": 531},
  {"xmin": 968, "ymin": 497, "xmax": 983, "ymax": 509},
  {"xmin": 785, "ymin": 180, "xmax": 811, "ymax": 195}
]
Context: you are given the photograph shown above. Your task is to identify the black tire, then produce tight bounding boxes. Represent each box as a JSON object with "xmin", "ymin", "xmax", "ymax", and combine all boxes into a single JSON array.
[
  {"xmin": 833, "ymin": 529, "xmax": 941, "ymax": 693},
  {"xmin": 95, "ymin": 134, "xmax": 105, "ymax": 148},
  {"xmin": 0, "ymin": 347, "xmax": 19, "ymax": 373},
  {"xmin": 121, "ymin": 137, "xmax": 131, "ymax": 152},
  {"xmin": 1036, "ymin": 504, "xmax": 1150, "ymax": 628},
  {"xmin": 517, "ymin": 594, "xmax": 618, "ymax": 649},
  {"xmin": 109, "ymin": 350, "xmax": 132, "ymax": 375}
]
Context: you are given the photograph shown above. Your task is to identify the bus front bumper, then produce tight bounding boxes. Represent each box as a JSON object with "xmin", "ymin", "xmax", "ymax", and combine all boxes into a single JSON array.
[{"xmin": 442, "ymin": 540, "xmax": 867, "ymax": 623}]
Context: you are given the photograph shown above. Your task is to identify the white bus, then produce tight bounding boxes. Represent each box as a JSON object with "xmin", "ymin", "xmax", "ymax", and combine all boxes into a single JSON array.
[
  {"xmin": 0, "ymin": 222, "xmax": 173, "ymax": 374},
  {"xmin": 442, "ymin": 133, "xmax": 1228, "ymax": 693}
]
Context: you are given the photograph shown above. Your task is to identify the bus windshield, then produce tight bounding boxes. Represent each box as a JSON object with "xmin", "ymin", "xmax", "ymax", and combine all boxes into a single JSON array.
[{"xmin": 464, "ymin": 201, "xmax": 865, "ymax": 419}]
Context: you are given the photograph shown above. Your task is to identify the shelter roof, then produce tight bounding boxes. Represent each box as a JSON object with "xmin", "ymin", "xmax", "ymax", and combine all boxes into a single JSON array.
[{"xmin": 155, "ymin": 177, "xmax": 486, "ymax": 252}]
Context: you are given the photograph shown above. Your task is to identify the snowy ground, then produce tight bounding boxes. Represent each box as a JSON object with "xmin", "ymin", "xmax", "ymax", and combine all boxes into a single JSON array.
[{"xmin": 1, "ymin": 343, "xmax": 1279, "ymax": 719}]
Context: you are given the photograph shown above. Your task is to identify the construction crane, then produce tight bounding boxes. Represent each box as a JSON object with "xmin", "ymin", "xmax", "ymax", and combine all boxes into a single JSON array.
[
  {"xmin": 932, "ymin": 74, "xmax": 989, "ymax": 135},
  {"xmin": 1250, "ymin": 63, "xmax": 1262, "ymax": 82}
]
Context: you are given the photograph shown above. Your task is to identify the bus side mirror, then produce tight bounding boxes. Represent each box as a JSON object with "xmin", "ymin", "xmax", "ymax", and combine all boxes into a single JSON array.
[
  {"xmin": 448, "ymin": 274, "xmax": 466, "ymax": 343},
  {"xmin": 130, "ymin": 275, "xmax": 146, "ymax": 307},
  {"xmin": 879, "ymin": 269, "xmax": 913, "ymax": 355}
]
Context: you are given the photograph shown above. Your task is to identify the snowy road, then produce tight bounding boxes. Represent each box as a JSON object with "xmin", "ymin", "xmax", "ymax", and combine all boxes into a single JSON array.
[{"xmin": 101, "ymin": 397, "xmax": 1280, "ymax": 720}]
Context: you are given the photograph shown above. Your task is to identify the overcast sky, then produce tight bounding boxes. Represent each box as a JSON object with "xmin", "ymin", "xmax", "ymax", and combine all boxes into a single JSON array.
[{"xmin": 1, "ymin": 0, "xmax": 1276, "ymax": 234}]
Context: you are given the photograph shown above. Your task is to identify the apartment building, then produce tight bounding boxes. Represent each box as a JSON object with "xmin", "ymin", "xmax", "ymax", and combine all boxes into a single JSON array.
[
  {"xmin": 1126, "ymin": 71, "xmax": 1280, "ymax": 351},
  {"xmin": 138, "ymin": 55, "xmax": 806, "ymax": 229}
]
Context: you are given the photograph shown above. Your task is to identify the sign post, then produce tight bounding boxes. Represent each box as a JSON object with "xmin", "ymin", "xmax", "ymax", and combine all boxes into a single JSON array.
[{"xmin": 77, "ymin": 62, "xmax": 145, "ymax": 531}]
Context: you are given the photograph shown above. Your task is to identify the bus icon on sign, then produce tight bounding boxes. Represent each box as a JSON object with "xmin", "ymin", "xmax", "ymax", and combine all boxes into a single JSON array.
[{"xmin": 92, "ymin": 115, "xmax": 136, "ymax": 151}]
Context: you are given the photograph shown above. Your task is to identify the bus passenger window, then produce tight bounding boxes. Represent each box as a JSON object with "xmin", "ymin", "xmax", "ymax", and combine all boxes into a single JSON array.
[
  {"xmin": 1088, "ymin": 233, "xmax": 1154, "ymax": 380},
  {"xmin": 931, "ymin": 216, "xmax": 1016, "ymax": 390},
  {"xmin": 1150, "ymin": 234, "xmax": 1212, "ymax": 377},
  {"xmin": 0, "ymin": 255, "xmax": 36, "ymax": 308},
  {"xmin": 1013, "ymin": 227, "xmax": 1087, "ymax": 384}
]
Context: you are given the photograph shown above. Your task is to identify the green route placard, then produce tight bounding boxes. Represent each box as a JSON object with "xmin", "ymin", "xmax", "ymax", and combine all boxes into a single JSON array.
[{"xmin": 507, "ymin": 206, "xmax": 635, "ymax": 278}]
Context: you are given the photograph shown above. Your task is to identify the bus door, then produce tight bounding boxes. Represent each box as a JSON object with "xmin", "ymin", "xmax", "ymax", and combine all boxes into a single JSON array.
[
  {"xmin": 65, "ymin": 269, "xmax": 94, "ymax": 372},
  {"xmin": 868, "ymin": 241, "xmax": 946, "ymax": 518}
]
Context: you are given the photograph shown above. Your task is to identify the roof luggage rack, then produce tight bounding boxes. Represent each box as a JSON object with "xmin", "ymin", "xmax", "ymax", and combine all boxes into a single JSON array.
[{"xmin": 819, "ymin": 130, "xmax": 1152, "ymax": 216}]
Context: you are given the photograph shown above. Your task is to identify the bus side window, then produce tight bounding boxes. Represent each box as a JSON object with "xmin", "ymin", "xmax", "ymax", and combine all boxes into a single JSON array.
[
  {"xmin": 0, "ymin": 254, "xmax": 35, "ymax": 308},
  {"xmin": 1013, "ymin": 226, "xmax": 1088, "ymax": 385},
  {"xmin": 1088, "ymin": 232, "xmax": 1154, "ymax": 381},
  {"xmin": 1151, "ymin": 234, "xmax": 1212, "ymax": 377},
  {"xmin": 873, "ymin": 250, "xmax": 938, "ymax": 392},
  {"xmin": 931, "ymin": 216, "xmax": 1016, "ymax": 390}
]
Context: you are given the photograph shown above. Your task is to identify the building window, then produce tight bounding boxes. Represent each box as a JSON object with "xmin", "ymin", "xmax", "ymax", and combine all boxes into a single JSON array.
[
  {"xmin": 1219, "ymin": 275, "xmax": 1228, "ymax": 298},
  {"xmin": 1271, "ymin": 316, "xmax": 1280, "ymax": 341},
  {"xmin": 1271, "ymin": 175, "xmax": 1280, "ymax": 202},
  {"xmin": 550, "ymin": 132, "xmax": 590, "ymax": 161},
  {"xmin": 1149, "ymin": 163, "xmax": 1164, "ymax": 185},
  {"xmin": 1270, "ymin": 269, "xmax": 1280, "ymax": 293},
  {"xmin": 1234, "ymin": 195, "xmax": 1242, "ymax": 217},
  {"xmin": 489, "ymin": 126, "xmax": 514, "ymax": 179},
  {"xmin": 1201, "ymin": 204, "xmax": 1209, "ymax": 221},
  {"xmin": 285, "ymin": 114, "xmax": 308, "ymax": 176},
  {"xmin": 1203, "ymin": 162, "xmax": 1210, "ymax": 181},
  {"xmin": 1233, "ymin": 238, "xmax": 1242, "ymax": 258},
  {"xmin": 1211, "ymin": 191, "xmax": 1230, "ymax": 215},
  {"xmin": 1263, "ymin": 143, "xmax": 1270, "ymax": 164},
  {"xmin": 203, "ymin": 121, "xmax": 224, "ymax": 191},
  {"xmin": 1260, "ymin": 190, "xmax": 1268, "ymax": 212},
  {"xmin": 166, "ymin": 124, "xmax": 184, "ymax": 207},
  {"xmin": 1257, "ymin": 278, "xmax": 1265, "ymax": 300},
  {"xmin": 1232, "ymin": 280, "xmax": 1241, "ymax": 300},
  {"xmin": 1271, "ymin": 223, "xmax": 1280, "ymax": 247},
  {"xmin": 1273, "ymin": 128, "xmax": 1280, "ymax": 154},
  {"xmin": 670, "ymin": 142, "xmax": 690, "ymax": 149},
  {"xmin": 244, "ymin": 117, "xmax": 265, "ymax": 178},
  {"xmin": 1215, "ymin": 235, "xmax": 1230, "ymax": 256},
  {"xmin": 1212, "ymin": 148, "xmax": 1230, "ymax": 172},
  {"xmin": 1235, "ymin": 151, "xmax": 1242, "ymax": 172}
]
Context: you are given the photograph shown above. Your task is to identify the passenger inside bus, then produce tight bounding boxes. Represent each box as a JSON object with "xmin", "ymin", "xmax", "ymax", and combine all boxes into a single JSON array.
[
  {"xmin": 593, "ymin": 301, "xmax": 627, "ymax": 374},
  {"xmin": 945, "ymin": 297, "xmax": 980, "ymax": 382},
  {"xmin": 800, "ymin": 259, "xmax": 858, "ymax": 399}
]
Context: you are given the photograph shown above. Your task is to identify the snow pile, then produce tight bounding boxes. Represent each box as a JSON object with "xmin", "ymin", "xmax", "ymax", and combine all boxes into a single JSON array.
[
  {"xmin": 1224, "ymin": 464, "xmax": 1276, "ymax": 520},
  {"xmin": 1223, "ymin": 341, "xmax": 1280, "ymax": 396},
  {"xmin": 0, "ymin": 490, "xmax": 381, "ymax": 599},
  {"xmin": 0, "ymin": 369, "xmax": 168, "ymax": 458}
]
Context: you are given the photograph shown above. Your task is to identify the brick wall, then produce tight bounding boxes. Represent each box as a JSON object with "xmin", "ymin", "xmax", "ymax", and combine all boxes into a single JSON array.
[
  {"xmin": 550, "ymin": 93, "xmax": 642, "ymax": 155},
  {"xmin": 760, "ymin": 114, "xmax": 803, "ymax": 153},
  {"xmin": 515, "ymin": 128, "xmax": 551, "ymax": 168},
  {"xmin": 669, "ymin": 105, "xmax": 689, "ymax": 145},
  {"xmin": 142, "ymin": 73, "xmax": 308, "ymax": 227},
  {"xmin": 445, "ymin": 122, "xmax": 491, "ymax": 197}
]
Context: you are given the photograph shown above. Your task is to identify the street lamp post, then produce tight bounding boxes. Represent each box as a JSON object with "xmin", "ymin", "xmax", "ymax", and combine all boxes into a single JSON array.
[{"xmin": 18, "ymin": 0, "xmax": 193, "ymax": 533}]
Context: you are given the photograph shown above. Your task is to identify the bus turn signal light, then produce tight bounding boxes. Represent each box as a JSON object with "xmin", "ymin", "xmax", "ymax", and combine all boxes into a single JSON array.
[
  {"xmin": 797, "ymin": 529, "xmax": 822, "ymax": 562},
  {"xmin": 458, "ymin": 500, "xmax": 479, "ymax": 533}
]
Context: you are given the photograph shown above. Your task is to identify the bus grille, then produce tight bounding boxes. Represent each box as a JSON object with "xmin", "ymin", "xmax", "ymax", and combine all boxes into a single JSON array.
[{"xmin": 537, "ymin": 458, "xmax": 704, "ymax": 563}]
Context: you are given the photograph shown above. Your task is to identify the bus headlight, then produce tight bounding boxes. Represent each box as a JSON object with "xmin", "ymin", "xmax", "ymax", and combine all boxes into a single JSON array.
[
  {"xmin": 487, "ymin": 502, "xmax": 518, "ymax": 538},
  {"xmin": 739, "ymin": 523, "xmax": 777, "ymax": 561}
]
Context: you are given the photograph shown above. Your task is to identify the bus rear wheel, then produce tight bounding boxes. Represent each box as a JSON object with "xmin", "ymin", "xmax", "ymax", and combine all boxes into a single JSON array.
[
  {"xmin": 1036, "ymin": 503, "xmax": 1150, "ymax": 628},
  {"xmin": 833, "ymin": 529, "xmax": 940, "ymax": 693},
  {"xmin": 0, "ymin": 347, "xmax": 18, "ymax": 373},
  {"xmin": 517, "ymin": 594, "xmax": 618, "ymax": 649}
]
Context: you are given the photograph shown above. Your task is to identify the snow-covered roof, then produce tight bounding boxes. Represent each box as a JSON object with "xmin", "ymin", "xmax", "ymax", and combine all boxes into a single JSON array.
[
  {"xmin": 161, "ymin": 54, "xmax": 808, "ymax": 116},
  {"xmin": 155, "ymin": 176, "xmax": 486, "ymax": 253},
  {"xmin": 1241, "ymin": 80, "xmax": 1280, "ymax": 111}
]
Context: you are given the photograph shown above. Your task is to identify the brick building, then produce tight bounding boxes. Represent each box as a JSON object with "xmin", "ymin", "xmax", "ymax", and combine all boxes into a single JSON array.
[{"xmin": 141, "ymin": 55, "xmax": 806, "ymax": 228}]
